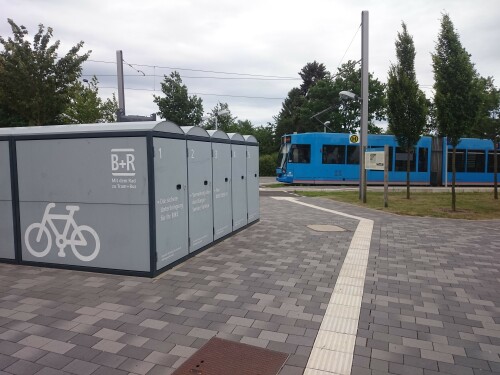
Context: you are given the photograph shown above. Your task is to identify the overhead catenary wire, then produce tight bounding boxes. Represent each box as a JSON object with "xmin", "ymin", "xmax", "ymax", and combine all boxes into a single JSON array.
[
  {"xmin": 86, "ymin": 58, "xmax": 299, "ymax": 80},
  {"xmin": 336, "ymin": 23, "xmax": 362, "ymax": 70},
  {"xmin": 122, "ymin": 59, "xmax": 145, "ymax": 76},
  {"xmin": 81, "ymin": 73, "xmax": 299, "ymax": 81},
  {"xmin": 98, "ymin": 86, "xmax": 284, "ymax": 100}
]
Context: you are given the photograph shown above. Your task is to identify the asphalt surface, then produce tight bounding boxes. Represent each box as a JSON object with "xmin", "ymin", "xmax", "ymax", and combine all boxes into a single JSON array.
[{"xmin": 0, "ymin": 191, "xmax": 499, "ymax": 374}]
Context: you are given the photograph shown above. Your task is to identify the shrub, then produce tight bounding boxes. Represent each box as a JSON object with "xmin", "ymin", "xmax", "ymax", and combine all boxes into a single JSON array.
[{"xmin": 259, "ymin": 153, "xmax": 278, "ymax": 176}]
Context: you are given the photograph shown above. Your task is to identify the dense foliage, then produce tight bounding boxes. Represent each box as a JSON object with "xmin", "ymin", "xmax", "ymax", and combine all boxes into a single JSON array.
[
  {"xmin": 432, "ymin": 13, "xmax": 483, "ymax": 210},
  {"xmin": 0, "ymin": 19, "xmax": 90, "ymax": 126},
  {"xmin": 61, "ymin": 76, "xmax": 118, "ymax": 124},
  {"xmin": 275, "ymin": 61, "xmax": 386, "ymax": 138},
  {"xmin": 153, "ymin": 71, "xmax": 204, "ymax": 127},
  {"xmin": 387, "ymin": 22, "xmax": 427, "ymax": 198}
]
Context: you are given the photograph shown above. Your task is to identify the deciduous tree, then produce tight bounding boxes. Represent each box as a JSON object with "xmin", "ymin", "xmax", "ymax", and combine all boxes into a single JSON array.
[
  {"xmin": 0, "ymin": 19, "xmax": 90, "ymax": 126},
  {"xmin": 387, "ymin": 22, "xmax": 427, "ymax": 198},
  {"xmin": 432, "ymin": 13, "xmax": 481, "ymax": 210},
  {"xmin": 61, "ymin": 76, "xmax": 118, "ymax": 124},
  {"xmin": 471, "ymin": 77, "xmax": 500, "ymax": 199},
  {"xmin": 153, "ymin": 71, "xmax": 203, "ymax": 126}
]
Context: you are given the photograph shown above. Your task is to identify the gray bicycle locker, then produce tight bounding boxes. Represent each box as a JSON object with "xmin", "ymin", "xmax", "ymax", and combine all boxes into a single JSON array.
[
  {"xmin": 244, "ymin": 135, "xmax": 260, "ymax": 223},
  {"xmin": 228, "ymin": 133, "xmax": 248, "ymax": 230},
  {"xmin": 182, "ymin": 126, "xmax": 214, "ymax": 253},
  {"xmin": 10, "ymin": 121, "xmax": 189, "ymax": 276},
  {"xmin": 207, "ymin": 130, "xmax": 232, "ymax": 240},
  {"xmin": 152, "ymin": 124, "xmax": 189, "ymax": 270},
  {"xmin": 0, "ymin": 132, "xmax": 16, "ymax": 260}
]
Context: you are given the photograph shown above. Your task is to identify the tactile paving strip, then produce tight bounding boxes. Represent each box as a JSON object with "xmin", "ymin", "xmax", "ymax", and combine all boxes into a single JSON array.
[{"xmin": 172, "ymin": 337, "xmax": 289, "ymax": 375}]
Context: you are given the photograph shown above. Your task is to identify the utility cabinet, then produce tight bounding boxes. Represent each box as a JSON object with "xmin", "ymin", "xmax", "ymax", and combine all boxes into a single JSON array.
[{"xmin": 208, "ymin": 130, "xmax": 232, "ymax": 240}]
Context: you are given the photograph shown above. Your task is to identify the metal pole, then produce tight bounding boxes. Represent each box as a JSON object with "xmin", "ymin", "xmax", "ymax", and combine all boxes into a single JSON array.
[
  {"xmin": 444, "ymin": 137, "xmax": 448, "ymax": 188},
  {"xmin": 116, "ymin": 50, "xmax": 125, "ymax": 117},
  {"xmin": 215, "ymin": 116, "xmax": 218, "ymax": 130},
  {"xmin": 360, "ymin": 10, "xmax": 369, "ymax": 203}
]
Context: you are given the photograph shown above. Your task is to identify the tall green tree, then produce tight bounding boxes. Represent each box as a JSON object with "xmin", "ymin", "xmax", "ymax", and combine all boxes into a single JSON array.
[
  {"xmin": 153, "ymin": 71, "xmax": 203, "ymax": 126},
  {"xmin": 253, "ymin": 123, "xmax": 278, "ymax": 155},
  {"xmin": 471, "ymin": 77, "xmax": 500, "ymax": 199},
  {"xmin": 0, "ymin": 19, "xmax": 90, "ymax": 126},
  {"xmin": 331, "ymin": 61, "xmax": 386, "ymax": 134},
  {"xmin": 387, "ymin": 22, "xmax": 427, "ymax": 199},
  {"xmin": 275, "ymin": 61, "xmax": 386, "ymax": 137},
  {"xmin": 432, "ymin": 13, "xmax": 481, "ymax": 211},
  {"xmin": 299, "ymin": 61, "xmax": 328, "ymax": 95},
  {"xmin": 201, "ymin": 102, "xmax": 235, "ymax": 131},
  {"xmin": 274, "ymin": 87, "xmax": 307, "ymax": 136},
  {"xmin": 61, "ymin": 76, "xmax": 118, "ymax": 124}
]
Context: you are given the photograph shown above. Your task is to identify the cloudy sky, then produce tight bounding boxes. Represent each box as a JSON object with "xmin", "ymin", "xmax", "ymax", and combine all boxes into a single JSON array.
[{"xmin": 2, "ymin": 0, "xmax": 500, "ymax": 126}]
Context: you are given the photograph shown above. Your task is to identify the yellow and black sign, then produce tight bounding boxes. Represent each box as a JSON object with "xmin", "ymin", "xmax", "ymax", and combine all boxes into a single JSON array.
[{"xmin": 349, "ymin": 134, "xmax": 359, "ymax": 144}]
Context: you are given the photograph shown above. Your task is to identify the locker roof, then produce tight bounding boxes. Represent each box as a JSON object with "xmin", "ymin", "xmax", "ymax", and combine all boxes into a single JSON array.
[
  {"xmin": 227, "ymin": 133, "xmax": 245, "ymax": 143},
  {"xmin": 243, "ymin": 135, "xmax": 258, "ymax": 145},
  {"xmin": 0, "ymin": 121, "xmax": 184, "ymax": 136},
  {"xmin": 207, "ymin": 130, "xmax": 229, "ymax": 141},
  {"xmin": 181, "ymin": 126, "xmax": 210, "ymax": 139}
]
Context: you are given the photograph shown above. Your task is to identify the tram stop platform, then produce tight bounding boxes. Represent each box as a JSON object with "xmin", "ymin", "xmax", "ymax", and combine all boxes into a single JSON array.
[{"xmin": 0, "ymin": 188, "xmax": 499, "ymax": 374}]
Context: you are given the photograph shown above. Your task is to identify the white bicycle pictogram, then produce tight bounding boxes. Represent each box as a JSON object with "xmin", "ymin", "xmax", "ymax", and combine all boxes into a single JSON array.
[{"xmin": 24, "ymin": 203, "xmax": 100, "ymax": 262}]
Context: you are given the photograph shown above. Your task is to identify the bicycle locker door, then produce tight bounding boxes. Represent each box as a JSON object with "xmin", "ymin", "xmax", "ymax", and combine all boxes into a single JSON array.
[
  {"xmin": 244, "ymin": 135, "xmax": 260, "ymax": 223},
  {"xmin": 183, "ymin": 127, "xmax": 214, "ymax": 253},
  {"xmin": 229, "ymin": 133, "xmax": 248, "ymax": 231},
  {"xmin": 154, "ymin": 135, "xmax": 189, "ymax": 269},
  {"xmin": 0, "ymin": 139, "xmax": 15, "ymax": 260},
  {"xmin": 207, "ymin": 130, "xmax": 232, "ymax": 241},
  {"xmin": 15, "ymin": 128, "xmax": 151, "ymax": 272}
]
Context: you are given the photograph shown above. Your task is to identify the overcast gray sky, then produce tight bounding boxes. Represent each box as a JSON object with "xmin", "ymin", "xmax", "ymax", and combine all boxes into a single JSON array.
[{"xmin": 2, "ymin": 0, "xmax": 500, "ymax": 126}]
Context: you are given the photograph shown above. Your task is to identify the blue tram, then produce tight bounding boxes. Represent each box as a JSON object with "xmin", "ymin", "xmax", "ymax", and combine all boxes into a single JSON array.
[{"xmin": 276, "ymin": 133, "xmax": 498, "ymax": 185}]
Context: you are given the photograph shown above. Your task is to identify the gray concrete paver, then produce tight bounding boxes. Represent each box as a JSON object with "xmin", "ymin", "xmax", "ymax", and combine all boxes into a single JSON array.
[{"xmin": 0, "ymin": 194, "xmax": 499, "ymax": 374}]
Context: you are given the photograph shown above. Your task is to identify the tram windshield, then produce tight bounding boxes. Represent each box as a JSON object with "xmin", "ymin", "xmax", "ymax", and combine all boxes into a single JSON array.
[{"xmin": 277, "ymin": 143, "xmax": 290, "ymax": 169}]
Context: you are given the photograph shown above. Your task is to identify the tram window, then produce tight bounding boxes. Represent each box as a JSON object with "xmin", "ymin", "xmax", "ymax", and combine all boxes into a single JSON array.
[
  {"xmin": 447, "ymin": 149, "xmax": 465, "ymax": 172},
  {"xmin": 388, "ymin": 147, "xmax": 393, "ymax": 171},
  {"xmin": 277, "ymin": 143, "xmax": 290, "ymax": 169},
  {"xmin": 466, "ymin": 150, "xmax": 485, "ymax": 172},
  {"xmin": 418, "ymin": 148, "xmax": 428, "ymax": 172},
  {"xmin": 322, "ymin": 145, "xmax": 345, "ymax": 164},
  {"xmin": 289, "ymin": 144, "xmax": 311, "ymax": 163},
  {"xmin": 487, "ymin": 152, "xmax": 499, "ymax": 173},
  {"xmin": 395, "ymin": 147, "xmax": 416, "ymax": 172},
  {"xmin": 347, "ymin": 145, "xmax": 359, "ymax": 164}
]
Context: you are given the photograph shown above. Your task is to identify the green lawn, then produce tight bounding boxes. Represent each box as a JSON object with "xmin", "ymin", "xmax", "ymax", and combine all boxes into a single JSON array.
[{"xmin": 296, "ymin": 190, "xmax": 500, "ymax": 220}]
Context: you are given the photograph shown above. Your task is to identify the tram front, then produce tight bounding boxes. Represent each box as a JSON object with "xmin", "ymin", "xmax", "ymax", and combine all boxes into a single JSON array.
[{"xmin": 276, "ymin": 135, "xmax": 292, "ymax": 183}]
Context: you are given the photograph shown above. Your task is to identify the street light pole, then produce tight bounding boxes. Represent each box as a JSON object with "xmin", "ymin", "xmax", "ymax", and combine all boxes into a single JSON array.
[
  {"xmin": 215, "ymin": 109, "xmax": 229, "ymax": 130},
  {"xmin": 116, "ymin": 50, "xmax": 126, "ymax": 117},
  {"xmin": 360, "ymin": 10, "xmax": 369, "ymax": 203}
]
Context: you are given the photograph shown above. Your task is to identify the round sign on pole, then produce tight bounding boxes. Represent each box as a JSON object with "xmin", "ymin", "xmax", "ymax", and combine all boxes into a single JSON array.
[{"xmin": 349, "ymin": 134, "xmax": 359, "ymax": 144}]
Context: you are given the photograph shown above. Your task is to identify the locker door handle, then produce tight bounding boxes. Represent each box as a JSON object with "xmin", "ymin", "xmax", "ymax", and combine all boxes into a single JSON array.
[
  {"xmin": 204, "ymin": 180, "xmax": 208, "ymax": 185},
  {"xmin": 241, "ymin": 176, "xmax": 245, "ymax": 180},
  {"xmin": 254, "ymin": 174, "xmax": 257, "ymax": 177},
  {"xmin": 176, "ymin": 184, "xmax": 182, "ymax": 190},
  {"xmin": 225, "ymin": 178, "xmax": 229, "ymax": 182}
]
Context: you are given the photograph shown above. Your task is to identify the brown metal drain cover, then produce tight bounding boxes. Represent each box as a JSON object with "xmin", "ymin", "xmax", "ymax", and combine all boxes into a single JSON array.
[{"xmin": 172, "ymin": 337, "xmax": 288, "ymax": 375}]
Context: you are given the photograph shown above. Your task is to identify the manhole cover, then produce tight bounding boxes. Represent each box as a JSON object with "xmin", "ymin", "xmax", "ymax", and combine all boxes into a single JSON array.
[
  {"xmin": 307, "ymin": 224, "xmax": 346, "ymax": 232},
  {"xmin": 172, "ymin": 337, "xmax": 288, "ymax": 375}
]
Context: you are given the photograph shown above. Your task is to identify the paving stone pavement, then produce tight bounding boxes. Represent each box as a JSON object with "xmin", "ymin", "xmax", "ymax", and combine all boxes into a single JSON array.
[{"xmin": 0, "ymin": 193, "xmax": 499, "ymax": 375}]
